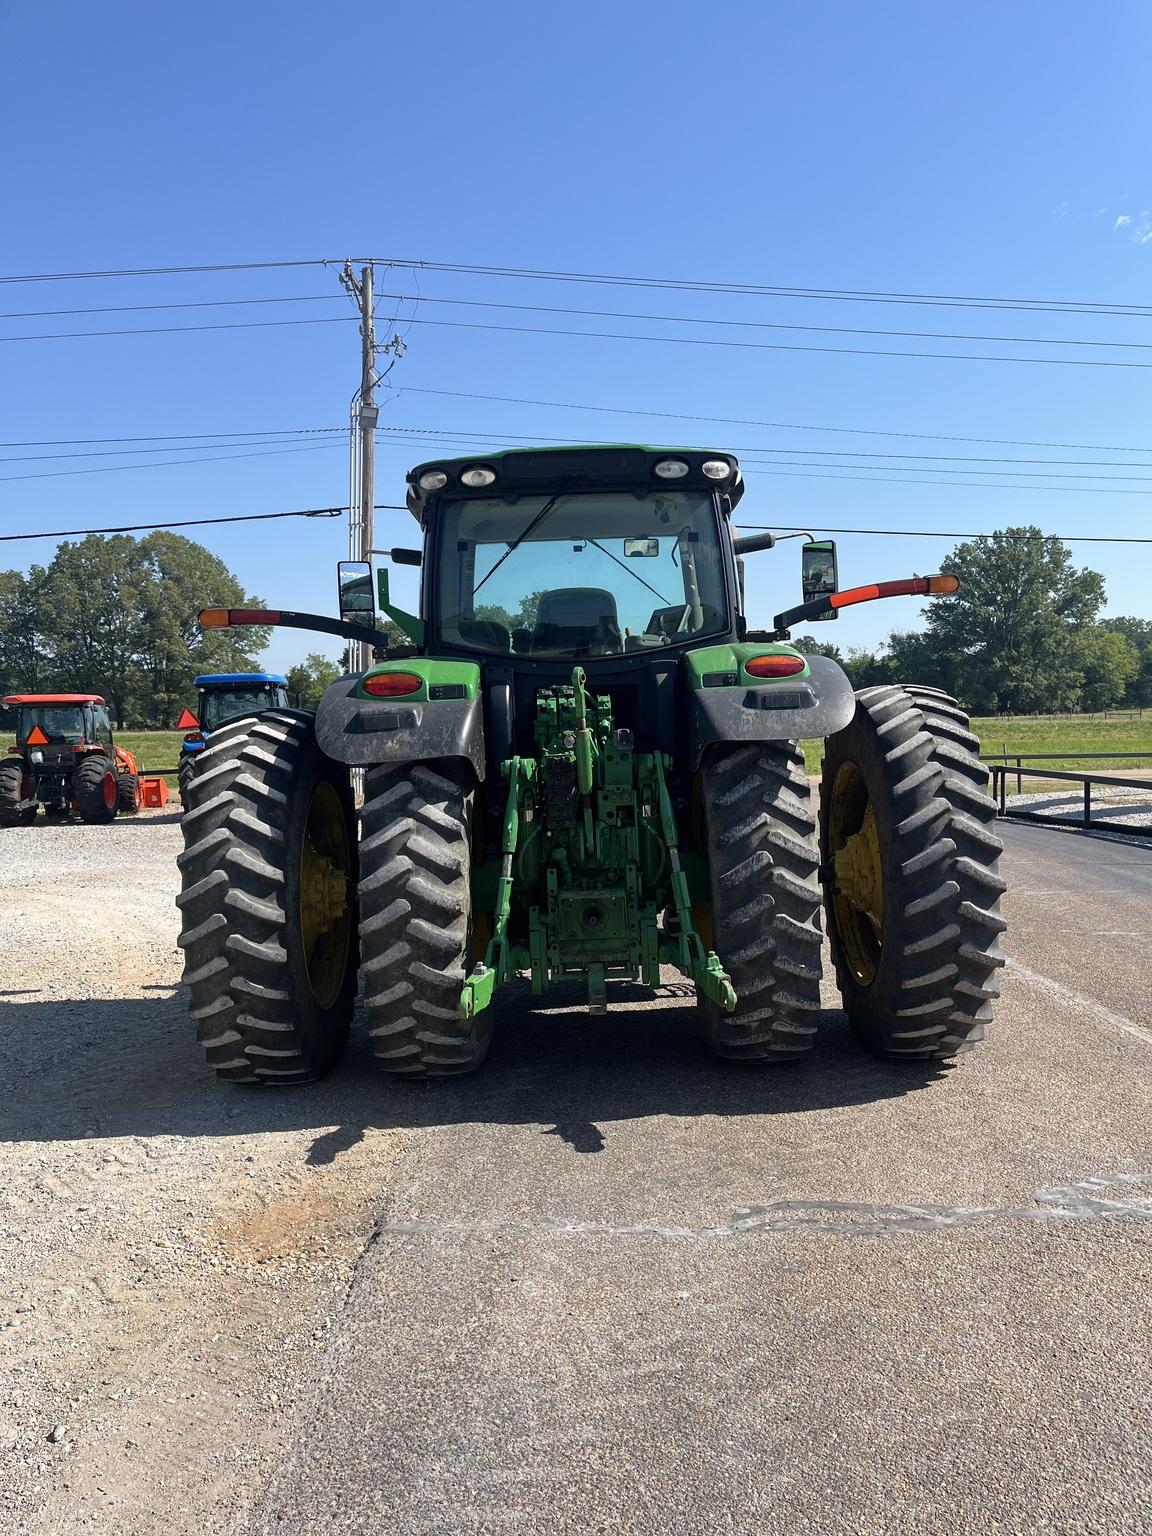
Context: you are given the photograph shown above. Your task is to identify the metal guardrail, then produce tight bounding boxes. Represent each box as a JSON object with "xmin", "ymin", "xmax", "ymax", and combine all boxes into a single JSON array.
[{"xmin": 987, "ymin": 759, "xmax": 1152, "ymax": 838}]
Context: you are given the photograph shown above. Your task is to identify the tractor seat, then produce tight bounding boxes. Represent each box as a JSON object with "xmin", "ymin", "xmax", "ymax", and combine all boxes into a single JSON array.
[
  {"xmin": 457, "ymin": 618, "xmax": 511, "ymax": 652},
  {"xmin": 531, "ymin": 588, "xmax": 623, "ymax": 656}
]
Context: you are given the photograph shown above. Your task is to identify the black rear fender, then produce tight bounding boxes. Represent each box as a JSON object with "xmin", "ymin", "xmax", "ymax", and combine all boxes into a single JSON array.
[
  {"xmin": 314, "ymin": 675, "xmax": 486, "ymax": 781},
  {"xmin": 689, "ymin": 654, "xmax": 856, "ymax": 766}
]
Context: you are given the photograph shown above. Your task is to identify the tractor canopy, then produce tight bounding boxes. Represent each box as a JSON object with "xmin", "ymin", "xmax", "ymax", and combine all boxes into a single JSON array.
[
  {"xmin": 404, "ymin": 447, "xmax": 746, "ymax": 663},
  {"xmin": 192, "ymin": 673, "xmax": 290, "ymax": 732},
  {"xmin": 3, "ymin": 694, "xmax": 106, "ymax": 748}
]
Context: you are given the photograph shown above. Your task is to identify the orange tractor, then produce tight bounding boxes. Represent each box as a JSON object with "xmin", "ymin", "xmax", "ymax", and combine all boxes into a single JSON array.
[{"xmin": 0, "ymin": 693, "xmax": 144, "ymax": 825}]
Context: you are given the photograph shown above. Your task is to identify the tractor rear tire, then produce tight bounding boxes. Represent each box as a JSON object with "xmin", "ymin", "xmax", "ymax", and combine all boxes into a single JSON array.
[
  {"xmin": 358, "ymin": 761, "xmax": 489, "ymax": 1078},
  {"xmin": 76, "ymin": 755, "xmax": 118, "ymax": 824},
  {"xmin": 178, "ymin": 753, "xmax": 195, "ymax": 810},
  {"xmin": 820, "ymin": 685, "xmax": 1007, "ymax": 1060},
  {"xmin": 176, "ymin": 710, "xmax": 357, "ymax": 1084},
  {"xmin": 0, "ymin": 761, "xmax": 34, "ymax": 826},
  {"xmin": 117, "ymin": 772, "xmax": 141, "ymax": 814},
  {"xmin": 697, "ymin": 742, "xmax": 824, "ymax": 1063}
]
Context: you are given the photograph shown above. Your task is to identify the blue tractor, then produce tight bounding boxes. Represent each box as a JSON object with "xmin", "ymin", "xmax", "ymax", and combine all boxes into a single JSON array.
[{"xmin": 178, "ymin": 672, "xmax": 290, "ymax": 808}]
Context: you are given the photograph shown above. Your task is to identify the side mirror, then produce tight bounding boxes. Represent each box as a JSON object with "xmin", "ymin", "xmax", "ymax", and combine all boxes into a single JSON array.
[
  {"xmin": 337, "ymin": 559, "xmax": 376, "ymax": 623},
  {"xmin": 802, "ymin": 540, "xmax": 838, "ymax": 622},
  {"xmin": 389, "ymin": 547, "xmax": 422, "ymax": 567}
]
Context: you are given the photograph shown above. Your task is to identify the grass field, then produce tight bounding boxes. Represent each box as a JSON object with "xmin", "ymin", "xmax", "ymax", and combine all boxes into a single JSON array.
[
  {"xmin": 1, "ymin": 730, "xmax": 187, "ymax": 789},
  {"xmin": 7, "ymin": 715, "xmax": 1151, "ymax": 791}
]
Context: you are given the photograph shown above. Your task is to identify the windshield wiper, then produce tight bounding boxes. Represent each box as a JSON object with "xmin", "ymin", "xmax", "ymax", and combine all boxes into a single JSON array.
[
  {"xmin": 584, "ymin": 538, "xmax": 671, "ymax": 607},
  {"xmin": 472, "ymin": 489, "xmax": 569, "ymax": 597}
]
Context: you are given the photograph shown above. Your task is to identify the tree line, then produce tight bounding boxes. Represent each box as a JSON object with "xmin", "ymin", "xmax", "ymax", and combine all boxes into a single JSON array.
[
  {"xmin": 797, "ymin": 526, "xmax": 1151, "ymax": 714},
  {"xmin": 0, "ymin": 532, "xmax": 271, "ymax": 727},
  {"xmin": 0, "ymin": 525, "xmax": 1147, "ymax": 726}
]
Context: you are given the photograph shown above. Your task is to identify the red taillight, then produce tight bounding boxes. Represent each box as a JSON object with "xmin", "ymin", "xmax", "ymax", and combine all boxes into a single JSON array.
[
  {"xmin": 362, "ymin": 672, "xmax": 422, "ymax": 698},
  {"xmin": 744, "ymin": 653, "xmax": 806, "ymax": 679},
  {"xmin": 183, "ymin": 731, "xmax": 204, "ymax": 745}
]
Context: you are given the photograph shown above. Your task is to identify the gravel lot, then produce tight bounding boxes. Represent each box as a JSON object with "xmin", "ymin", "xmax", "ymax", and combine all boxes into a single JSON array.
[
  {"xmin": 0, "ymin": 811, "xmax": 403, "ymax": 1535},
  {"xmin": 2, "ymin": 811, "xmax": 1151, "ymax": 1534}
]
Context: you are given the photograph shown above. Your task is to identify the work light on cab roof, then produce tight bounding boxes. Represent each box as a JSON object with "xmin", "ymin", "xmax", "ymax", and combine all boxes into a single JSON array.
[{"xmin": 181, "ymin": 440, "xmax": 1005, "ymax": 1090}]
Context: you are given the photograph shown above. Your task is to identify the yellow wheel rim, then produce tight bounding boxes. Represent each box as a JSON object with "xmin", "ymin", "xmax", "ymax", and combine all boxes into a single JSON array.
[
  {"xmin": 298, "ymin": 779, "xmax": 353, "ymax": 1009},
  {"xmin": 827, "ymin": 760, "xmax": 884, "ymax": 986}
]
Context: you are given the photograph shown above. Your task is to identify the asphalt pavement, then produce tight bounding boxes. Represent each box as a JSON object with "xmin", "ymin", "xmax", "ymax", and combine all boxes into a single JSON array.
[{"xmin": 247, "ymin": 821, "xmax": 1152, "ymax": 1536}]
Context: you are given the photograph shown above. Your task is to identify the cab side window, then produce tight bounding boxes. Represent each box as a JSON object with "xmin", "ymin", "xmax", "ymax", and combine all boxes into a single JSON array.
[{"xmin": 94, "ymin": 708, "xmax": 114, "ymax": 752}]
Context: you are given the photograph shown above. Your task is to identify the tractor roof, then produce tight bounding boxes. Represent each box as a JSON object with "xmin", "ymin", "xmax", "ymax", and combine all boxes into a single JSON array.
[
  {"xmin": 194, "ymin": 673, "xmax": 288, "ymax": 687},
  {"xmin": 3, "ymin": 692, "xmax": 105, "ymax": 706},
  {"xmin": 405, "ymin": 444, "xmax": 744, "ymax": 523}
]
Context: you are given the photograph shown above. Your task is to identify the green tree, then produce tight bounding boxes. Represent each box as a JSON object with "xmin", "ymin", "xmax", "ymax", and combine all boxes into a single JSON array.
[
  {"xmin": 1077, "ymin": 627, "xmax": 1140, "ymax": 711},
  {"xmin": 0, "ymin": 567, "xmax": 48, "ymax": 696},
  {"xmin": 132, "ymin": 532, "xmax": 269, "ymax": 725},
  {"xmin": 286, "ymin": 653, "xmax": 342, "ymax": 709},
  {"xmin": 9, "ymin": 532, "xmax": 269, "ymax": 727},
  {"xmin": 923, "ymin": 528, "xmax": 1106, "ymax": 713},
  {"xmin": 793, "ymin": 633, "xmax": 844, "ymax": 662},
  {"xmin": 1100, "ymin": 617, "xmax": 1152, "ymax": 705}
]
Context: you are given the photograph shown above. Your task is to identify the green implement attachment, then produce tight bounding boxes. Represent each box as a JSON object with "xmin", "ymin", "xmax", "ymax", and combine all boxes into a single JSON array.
[{"xmin": 461, "ymin": 668, "xmax": 735, "ymax": 1019}]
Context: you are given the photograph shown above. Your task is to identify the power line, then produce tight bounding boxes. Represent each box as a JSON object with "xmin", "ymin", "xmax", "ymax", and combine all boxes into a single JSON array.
[
  {"xmin": 9, "ymin": 306, "xmax": 1152, "ymax": 370},
  {"xmin": 385, "ymin": 259, "xmax": 1152, "ymax": 321},
  {"xmin": 0, "ymin": 259, "xmax": 345, "ymax": 285},
  {"xmin": 398, "ymin": 315, "xmax": 1152, "ymax": 371},
  {"xmin": 739, "ymin": 523, "xmax": 1152, "ymax": 545},
  {"xmin": 8, "ymin": 255, "xmax": 1152, "ymax": 321},
  {"xmin": 0, "ymin": 294, "xmax": 348, "ymax": 320},
  {"xmin": 0, "ymin": 315, "xmax": 356, "ymax": 343},
  {"xmin": 401, "ymin": 384, "xmax": 1152, "ymax": 455},
  {"xmin": 9, "ymin": 285, "xmax": 1152, "ymax": 353},
  {"xmin": 0, "ymin": 506, "xmax": 348, "ymax": 540},
  {"xmin": 0, "ymin": 441, "xmax": 342, "ymax": 483},
  {"xmin": 367, "ymin": 290, "xmax": 1152, "ymax": 354},
  {"xmin": 740, "ymin": 465, "xmax": 1152, "ymax": 495},
  {"xmin": 0, "ymin": 427, "xmax": 344, "ymax": 448}
]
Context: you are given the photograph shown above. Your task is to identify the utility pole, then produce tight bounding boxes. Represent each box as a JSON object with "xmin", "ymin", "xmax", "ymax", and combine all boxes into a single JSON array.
[{"xmin": 341, "ymin": 262, "xmax": 378, "ymax": 674}]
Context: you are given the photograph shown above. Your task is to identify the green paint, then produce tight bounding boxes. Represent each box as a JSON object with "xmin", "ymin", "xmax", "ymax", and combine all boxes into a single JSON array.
[
  {"xmin": 460, "ymin": 664, "xmax": 735, "ymax": 1021},
  {"xmin": 375, "ymin": 566, "xmax": 424, "ymax": 644},
  {"xmin": 357, "ymin": 657, "xmax": 480, "ymax": 701},
  {"xmin": 682, "ymin": 641, "xmax": 810, "ymax": 689}
]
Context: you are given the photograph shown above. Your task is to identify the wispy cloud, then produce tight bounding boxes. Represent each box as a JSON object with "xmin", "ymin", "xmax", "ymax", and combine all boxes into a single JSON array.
[{"xmin": 1114, "ymin": 210, "xmax": 1152, "ymax": 244}]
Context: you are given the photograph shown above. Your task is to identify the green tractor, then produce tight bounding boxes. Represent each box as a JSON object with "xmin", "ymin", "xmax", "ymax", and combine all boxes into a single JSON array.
[{"xmin": 177, "ymin": 446, "xmax": 1005, "ymax": 1083}]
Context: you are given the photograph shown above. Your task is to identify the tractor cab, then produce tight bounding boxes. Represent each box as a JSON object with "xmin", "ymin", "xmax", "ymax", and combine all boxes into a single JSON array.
[
  {"xmin": 177, "ymin": 673, "xmax": 290, "ymax": 808},
  {"xmin": 1, "ymin": 692, "xmax": 140, "ymax": 825},
  {"xmin": 403, "ymin": 447, "xmax": 744, "ymax": 662}
]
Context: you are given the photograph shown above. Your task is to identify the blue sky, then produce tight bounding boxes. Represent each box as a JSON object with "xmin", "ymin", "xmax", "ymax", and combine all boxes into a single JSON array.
[{"xmin": 3, "ymin": 1, "xmax": 1151, "ymax": 671}]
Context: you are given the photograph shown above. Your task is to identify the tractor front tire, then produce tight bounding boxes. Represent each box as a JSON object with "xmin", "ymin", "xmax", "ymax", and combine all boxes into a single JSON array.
[
  {"xmin": 697, "ymin": 742, "xmax": 824, "ymax": 1063},
  {"xmin": 820, "ymin": 685, "xmax": 1007, "ymax": 1060},
  {"xmin": 358, "ymin": 762, "xmax": 489, "ymax": 1078},
  {"xmin": 76, "ymin": 754, "xmax": 118, "ymax": 824},
  {"xmin": 0, "ymin": 761, "xmax": 34, "ymax": 826},
  {"xmin": 117, "ymin": 772, "xmax": 141, "ymax": 814},
  {"xmin": 176, "ymin": 710, "xmax": 357, "ymax": 1083}
]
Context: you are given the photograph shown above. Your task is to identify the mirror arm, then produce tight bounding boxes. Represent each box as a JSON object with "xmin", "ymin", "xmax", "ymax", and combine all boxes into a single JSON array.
[
  {"xmin": 732, "ymin": 532, "xmax": 777, "ymax": 556},
  {"xmin": 199, "ymin": 607, "xmax": 389, "ymax": 649}
]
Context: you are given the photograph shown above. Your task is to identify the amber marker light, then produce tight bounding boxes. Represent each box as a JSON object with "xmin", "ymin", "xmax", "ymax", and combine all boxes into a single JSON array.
[{"xmin": 199, "ymin": 608, "xmax": 231, "ymax": 628}]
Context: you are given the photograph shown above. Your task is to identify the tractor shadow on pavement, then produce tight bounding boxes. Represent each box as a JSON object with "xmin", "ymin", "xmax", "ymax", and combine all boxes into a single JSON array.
[{"xmin": 0, "ymin": 979, "xmax": 952, "ymax": 1155}]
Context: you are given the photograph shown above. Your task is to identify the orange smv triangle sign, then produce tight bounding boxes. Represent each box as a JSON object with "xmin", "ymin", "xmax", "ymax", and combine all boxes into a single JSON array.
[
  {"xmin": 25, "ymin": 725, "xmax": 49, "ymax": 746},
  {"xmin": 176, "ymin": 708, "xmax": 199, "ymax": 729}
]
